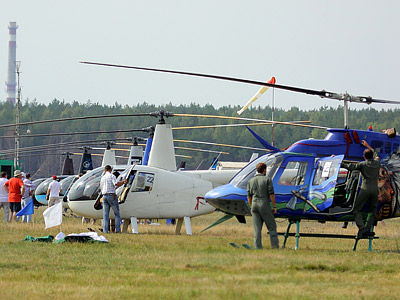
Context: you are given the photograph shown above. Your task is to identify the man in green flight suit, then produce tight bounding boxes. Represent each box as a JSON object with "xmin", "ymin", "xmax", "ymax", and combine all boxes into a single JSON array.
[
  {"xmin": 342, "ymin": 140, "xmax": 380, "ymax": 239},
  {"xmin": 247, "ymin": 162, "xmax": 279, "ymax": 249}
]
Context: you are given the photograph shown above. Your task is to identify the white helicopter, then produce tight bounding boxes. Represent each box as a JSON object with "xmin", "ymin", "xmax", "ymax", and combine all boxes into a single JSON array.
[{"xmin": 67, "ymin": 111, "xmax": 251, "ymax": 235}]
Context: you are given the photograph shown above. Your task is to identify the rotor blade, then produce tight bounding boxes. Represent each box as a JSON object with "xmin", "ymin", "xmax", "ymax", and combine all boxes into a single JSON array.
[
  {"xmin": 71, "ymin": 153, "xmax": 129, "ymax": 159},
  {"xmin": 173, "ymin": 121, "xmax": 311, "ymax": 130},
  {"xmin": 1, "ymin": 128, "xmax": 149, "ymax": 139},
  {"xmin": 174, "ymin": 139, "xmax": 269, "ymax": 152},
  {"xmin": 0, "ymin": 113, "xmax": 153, "ymax": 129},
  {"xmin": 173, "ymin": 114, "xmax": 326, "ymax": 129},
  {"xmin": 80, "ymin": 61, "xmax": 400, "ymax": 105},
  {"xmin": 113, "ymin": 143, "xmax": 229, "ymax": 155},
  {"xmin": 87, "ymin": 147, "xmax": 133, "ymax": 152},
  {"xmin": 1, "ymin": 150, "xmax": 76, "ymax": 159},
  {"xmin": 0, "ymin": 137, "xmax": 135, "ymax": 155},
  {"xmin": 175, "ymin": 146, "xmax": 229, "ymax": 155},
  {"xmin": 80, "ymin": 61, "xmax": 325, "ymax": 96},
  {"xmin": 175, "ymin": 154, "xmax": 192, "ymax": 159}
]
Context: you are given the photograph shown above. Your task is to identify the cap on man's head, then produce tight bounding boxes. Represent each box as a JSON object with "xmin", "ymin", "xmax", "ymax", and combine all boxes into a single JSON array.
[
  {"xmin": 14, "ymin": 170, "xmax": 22, "ymax": 177},
  {"xmin": 53, "ymin": 175, "xmax": 57, "ymax": 180}
]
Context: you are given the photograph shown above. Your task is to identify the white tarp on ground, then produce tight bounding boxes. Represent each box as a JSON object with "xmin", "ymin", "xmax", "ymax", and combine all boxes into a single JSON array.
[{"xmin": 55, "ymin": 231, "xmax": 108, "ymax": 243}]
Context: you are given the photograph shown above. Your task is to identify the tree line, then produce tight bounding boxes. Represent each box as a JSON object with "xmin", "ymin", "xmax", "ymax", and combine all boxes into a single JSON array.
[{"xmin": 0, "ymin": 99, "xmax": 399, "ymax": 178}]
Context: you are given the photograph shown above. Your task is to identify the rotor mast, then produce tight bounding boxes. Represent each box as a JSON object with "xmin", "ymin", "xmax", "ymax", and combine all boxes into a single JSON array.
[
  {"xmin": 14, "ymin": 61, "xmax": 21, "ymax": 169},
  {"xmin": 344, "ymin": 100, "xmax": 349, "ymax": 129}
]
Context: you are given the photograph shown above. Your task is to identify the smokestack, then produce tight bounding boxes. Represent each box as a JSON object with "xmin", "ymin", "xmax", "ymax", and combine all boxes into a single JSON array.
[{"xmin": 5, "ymin": 21, "xmax": 18, "ymax": 104}]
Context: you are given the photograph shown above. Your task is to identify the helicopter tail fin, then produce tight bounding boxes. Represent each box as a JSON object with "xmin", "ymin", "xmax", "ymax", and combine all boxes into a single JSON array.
[
  {"xmin": 62, "ymin": 156, "xmax": 74, "ymax": 175},
  {"xmin": 79, "ymin": 152, "xmax": 93, "ymax": 174},
  {"xmin": 246, "ymin": 126, "xmax": 280, "ymax": 152}
]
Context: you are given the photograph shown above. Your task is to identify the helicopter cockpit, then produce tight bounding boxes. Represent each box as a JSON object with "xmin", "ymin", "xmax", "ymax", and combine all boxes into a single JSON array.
[
  {"xmin": 68, "ymin": 165, "xmax": 130, "ymax": 203},
  {"xmin": 35, "ymin": 175, "xmax": 69, "ymax": 205},
  {"xmin": 208, "ymin": 151, "xmax": 365, "ymax": 217},
  {"xmin": 230, "ymin": 153, "xmax": 284, "ymax": 189}
]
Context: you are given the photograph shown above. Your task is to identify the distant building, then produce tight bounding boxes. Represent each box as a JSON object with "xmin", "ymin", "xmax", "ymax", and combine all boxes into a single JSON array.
[{"xmin": 5, "ymin": 22, "xmax": 18, "ymax": 104}]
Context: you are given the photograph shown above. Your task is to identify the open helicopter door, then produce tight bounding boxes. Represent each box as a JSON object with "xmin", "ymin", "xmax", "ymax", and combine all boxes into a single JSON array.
[
  {"xmin": 118, "ymin": 165, "xmax": 136, "ymax": 204},
  {"xmin": 306, "ymin": 155, "xmax": 345, "ymax": 213}
]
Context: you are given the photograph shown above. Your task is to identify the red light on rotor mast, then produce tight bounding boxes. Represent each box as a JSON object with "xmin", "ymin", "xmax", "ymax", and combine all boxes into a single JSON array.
[{"xmin": 368, "ymin": 126, "xmax": 373, "ymax": 131}]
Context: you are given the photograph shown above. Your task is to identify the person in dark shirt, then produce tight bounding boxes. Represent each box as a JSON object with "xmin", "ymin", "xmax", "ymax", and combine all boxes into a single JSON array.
[
  {"xmin": 247, "ymin": 162, "xmax": 279, "ymax": 249},
  {"xmin": 342, "ymin": 140, "xmax": 380, "ymax": 238}
]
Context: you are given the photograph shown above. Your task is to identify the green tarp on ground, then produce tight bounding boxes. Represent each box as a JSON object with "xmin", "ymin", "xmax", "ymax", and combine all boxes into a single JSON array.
[{"xmin": 22, "ymin": 235, "xmax": 54, "ymax": 242}]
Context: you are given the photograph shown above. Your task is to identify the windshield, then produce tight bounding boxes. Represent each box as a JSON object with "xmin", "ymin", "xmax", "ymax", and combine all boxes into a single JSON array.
[
  {"xmin": 68, "ymin": 166, "xmax": 130, "ymax": 201},
  {"xmin": 230, "ymin": 153, "xmax": 284, "ymax": 189},
  {"xmin": 32, "ymin": 178, "xmax": 46, "ymax": 188},
  {"xmin": 68, "ymin": 167, "xmax": 104, "ymax": 201},
  {"xmin": 59, "ymin": 175, "xmax": 77, "ymax": 196},
  {"xmin": 35, "ymin": 176, "xmax": 68, "ymax": 195}
]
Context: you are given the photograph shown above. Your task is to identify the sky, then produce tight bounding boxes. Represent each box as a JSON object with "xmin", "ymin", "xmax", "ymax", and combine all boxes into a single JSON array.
[{"xmin": 1, "ymin": 0, "xmax": 400, "ymax": 112}]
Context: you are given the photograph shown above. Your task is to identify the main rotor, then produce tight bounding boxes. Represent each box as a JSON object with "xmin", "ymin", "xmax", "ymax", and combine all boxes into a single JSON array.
[{"xmin": 81, "ymin": 61, "xmax": 400, "ymax": 129}]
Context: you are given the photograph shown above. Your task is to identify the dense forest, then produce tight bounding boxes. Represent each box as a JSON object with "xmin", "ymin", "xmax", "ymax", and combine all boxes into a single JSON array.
[{"xmin": 1, "ymin": 99, "xmax": 399, "ymax": 179}]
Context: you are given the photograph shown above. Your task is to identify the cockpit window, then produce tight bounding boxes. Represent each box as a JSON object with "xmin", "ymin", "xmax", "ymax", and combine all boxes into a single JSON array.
[
  {"xmin": 60, "ymin": 175, "xmax": 77, "ymax": 196},
  {"xmin": 278, "ymin": 161, "xmax": 308, "ymax": 186},
  {"xmin": 312, "ymin": 159, "xmax": 341, "ymax": 186},
  {"xmin": 35, "ymin": 176, "xmax": 67, "ymax": 195},
  {"xmin": 68, "ymin": 167, "xmax": 104, "ymax": 201},
  {"xmin": 371, "ymin": 140, "xmax": 383, "ymax": 153},
  {"xmin": 230, "ymin": 153, "xmax": 283, "ymax": 189},
  {"xmin": 131, "ymin": 172, "xmax": 155, "ymax": 192}
]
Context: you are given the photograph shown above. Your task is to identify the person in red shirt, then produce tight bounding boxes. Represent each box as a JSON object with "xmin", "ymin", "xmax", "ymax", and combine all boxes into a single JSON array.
[{"xmin": 4, "ymin": 170, "xmax": 25, "ymax": 222}]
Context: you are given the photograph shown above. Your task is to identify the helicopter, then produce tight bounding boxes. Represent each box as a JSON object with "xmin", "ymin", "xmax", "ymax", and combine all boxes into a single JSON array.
[
  {"xmin": 80, "ymin": 62, "xmax": 400, "ymax": 250},
  {"xmin": 67, "ymin": 111, "xmax": 248, "ymax": 235}
]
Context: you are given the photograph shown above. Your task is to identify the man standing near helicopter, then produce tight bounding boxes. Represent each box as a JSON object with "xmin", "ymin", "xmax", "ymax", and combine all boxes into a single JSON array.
[
  {"xmin": 247, "ymin": 162, "xmax": 279, "ymax": 249},
  {"xmin": 100, "ymin": 165, "xmax": 127, "ymax": 233},
  {"xmin": 342, "ymin": 140, "xmax": 380, "ymax": 239}
]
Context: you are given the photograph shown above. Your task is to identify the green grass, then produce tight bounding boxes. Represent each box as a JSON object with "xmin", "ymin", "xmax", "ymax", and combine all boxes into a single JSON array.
[{"xmin": 0, "ymin": 208, "xmax": 400, "ymax": 299}]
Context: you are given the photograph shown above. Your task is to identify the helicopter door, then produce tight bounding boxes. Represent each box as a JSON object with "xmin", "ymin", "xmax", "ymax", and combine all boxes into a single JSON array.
[
  {"xmin": 273, "ymin": 157, "xmax": 315, "ymax": 211},
  {"xmin": 307, "ymin": 155, "xmax": 344, "ymax": 213},
  {"xmin": 118, "ymin": 168, "xmax": 136, "ymax": 204}
]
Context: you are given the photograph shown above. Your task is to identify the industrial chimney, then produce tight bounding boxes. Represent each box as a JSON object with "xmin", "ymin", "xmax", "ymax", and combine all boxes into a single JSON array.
[{"xmin": 5, "ymin": 22, "xmax": 18, "ymax": 104}]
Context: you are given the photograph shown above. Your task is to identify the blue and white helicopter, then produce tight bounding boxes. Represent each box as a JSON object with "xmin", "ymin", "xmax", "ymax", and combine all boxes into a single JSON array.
[{"xmin": 81, "ymin": 62, "xmax": 400, "ymax": 250}]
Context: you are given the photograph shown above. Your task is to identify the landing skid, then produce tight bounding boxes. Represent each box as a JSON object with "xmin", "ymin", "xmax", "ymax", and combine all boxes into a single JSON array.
[{"xmin": 280, "ymin": 219, "xmax": 378, "ymax": 251}]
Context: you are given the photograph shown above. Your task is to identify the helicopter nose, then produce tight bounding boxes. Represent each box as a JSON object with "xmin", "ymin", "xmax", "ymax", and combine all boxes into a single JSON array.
[{"xmin": 205, "ymin": 184, "xmax": 250, "ymax": 216}]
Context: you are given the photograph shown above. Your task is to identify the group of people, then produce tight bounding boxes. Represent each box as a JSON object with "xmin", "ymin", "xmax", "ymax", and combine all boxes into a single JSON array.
[
  {"xmin": 0, "ymin": 170, "xmax": 35, "ymax": 222},
  {"xmin": 0, "ymin": 171, "xmax": 64, "ymax": 223},
  {"xmin": 247, "ymin": 139, "xmax": 380, "ymax": 249}
]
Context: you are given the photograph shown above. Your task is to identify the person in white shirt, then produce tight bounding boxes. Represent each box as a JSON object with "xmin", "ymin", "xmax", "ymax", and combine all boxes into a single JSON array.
[
  {"xmin": 46, "ymin": 175, "xmax": 62, "ymax": 207},
  {"xmin": 100, "ymin": 165, "xmax": 126, "ymax": 233},
  {"xmin": 21, "ymin": 173, "xmax": 35, "ymax": 222},
  {"xmin": 0, "ymin": 172, "xmax": 9, "ymax": 222}
]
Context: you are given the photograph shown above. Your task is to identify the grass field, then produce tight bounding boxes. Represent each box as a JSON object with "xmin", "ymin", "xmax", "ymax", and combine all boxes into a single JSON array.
[{"xmin": 0, "ymin": 208, "xmax": 400, "ymax": 300}]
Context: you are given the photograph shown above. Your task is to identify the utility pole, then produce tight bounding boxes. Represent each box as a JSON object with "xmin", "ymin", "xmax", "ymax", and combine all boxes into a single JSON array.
[{"xmin": 14, "ymin": 61, "xmax": 21, "ymax": 169}]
